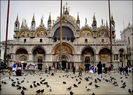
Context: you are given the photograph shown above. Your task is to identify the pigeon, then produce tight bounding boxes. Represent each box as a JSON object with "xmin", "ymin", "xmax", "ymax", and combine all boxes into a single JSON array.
[
  {"xmin": 78, "ymin": 81, "xmax": 81, "ymax": 84},
  {"xmin": 21, "ymin": 90, "xmax": 24, "ymax": 95},
  {"xmin": 36, "ymin": 89, "xmax": 40, "ymax": 94},
  {"xmin": 34, "ymin": 84, "xmax": 37, "ymax": 87},
  {"xmin": 30, "ymin": 85, "xmax": 32, "ymax": 88},
  {"xmin": 73, "ymin": 84, "xmax": 78, "ymax": 87},
  {"xmin": 85, "ymin": 77, "xmax": 89, "ymax": 81},
  {"xmin": 21, "ymin": 80, "xmax": 24, "ymax": 83},
  {"xmin": 76, "ymin": 79, "xmax": 78, "ymax": 81},
  {"xmin": 92, "ymin": 92, "xmax": 95, "ymax": 95},
  {"xmin": 22, "ymin": 87, "xmax": 27, "ymax": 90},
  {"xmin": 89, "ymin": 82, "xmax": 92, "ymax": 85},
  {"xmin": 33, "ymin": 81, "xmax": 36, "ymax": 83},
  {"xmin": 67, "ymin": 86, "xmax": 72, "ymax": 91},
  {"xmin": 113, "ymin": 82, "xmax": 118, "ymax": 86},
  {"xmin": 11, "ymin": 83, "xmax": 15, "ymax": 87},
  {"xmin": 3, "ymin": 82, "xmax": 7, "ymax": 84},
  {"xmin": 97, "ymin": 78, "xmax": 101, "ymax": 82},
  {"xmin": 79, "ymin": 78, "xmax": 82, "ymax": 80},
  {"xmin": 43, "ymin": 82, "xmax": 48, "ymax": 85},
  {"xmin": 63, "ymin": 81, "xmax": 66, "ymax": 84},
  {"xmin": 11, "ymin": 79, "xmax": 14, "ymax": 81},
  {"xmin": 122, "ymin": 82, "xmax": 126, "ymax": 86},
  {"xmin": 37, "ymin": 83, "xmax": 40, "ymax": 86},
  {"xmin": 128, "ymin": 89, "xmax": 131, "ymax": 94},
  {"xmin": 85, "ymin": 86, "xmax": 91, "ymax": 91},
  {"xmin": 121, "ymin": 85, "xmax": 126, "ymax": 88},
  {"xmin": 95, "ymin": 79, "xmax": 97, "ymax": 83},
  {"xmin": 40, "ymin": 89, "xmax": 44, "ymax": 93},
  {"xmin": 51, "ymin": 73, "xmax": 54, "ymax": 76},
  {"xmin": 46, "ymin": 84, "xmax": 50, "ymax": 88},
  {"xmin": 17, "ymin": 86, "xmax": 21, "ymax": 90},
  {"xmin": 0, "ymin": 85, "xmax": 1, "ymax": 91},
  {"xmin": 70, "ymin": 91, "xmax": 74, "ymax": 95},
  {"xmin": 95, "ymin": 84, "xmax": 100, "ymax": 88}
]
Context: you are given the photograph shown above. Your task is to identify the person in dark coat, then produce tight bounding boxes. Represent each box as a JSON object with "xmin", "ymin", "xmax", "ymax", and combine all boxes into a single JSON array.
[
  {"xmin": 97, "ymin": 61, "xmax": 102, "ymax": 79},
  {"xmin": 73, "ymin": 66, "xmax": 76, "ymax": 74},
  {"xmin": 49, "ymin": 66, "xmax": 51, "ymax": 74}
]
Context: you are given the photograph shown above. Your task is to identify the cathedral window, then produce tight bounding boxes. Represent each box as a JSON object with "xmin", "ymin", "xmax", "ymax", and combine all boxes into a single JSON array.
[
  {"xmin": 40, "ymin": 39, "xmax": 42, "ymax": 42},
  {"xmin": 85, "ymin": 39, "xmax": 88, "ymax": 43},
  {"xmin": 16, "ymin": 23, "xmax": 18, "ymax": 27},
  {"xmin": 24, "ymin": 39, "xmax": 26, "ymax": 43},
  {"xmin": 101, "ymin": 39, "xmax": 104, "ymax": 43},
  {"xmin": 128, "ymin": 37, "xmax": 130, "ymax": 45}
]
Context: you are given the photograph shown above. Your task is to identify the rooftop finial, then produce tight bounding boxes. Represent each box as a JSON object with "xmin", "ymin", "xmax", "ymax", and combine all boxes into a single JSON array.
[
  {"xmin": 64, "ymin": 2, "xmax": 69, "ymax": 15},
  {"xmin": 101, "ymin": 19, "xmax": 103, "ymax": 25},
  {"xmin": 32, "ymin": 14, "xmax": 35, "ymax": 22},
  {"xmin": 40, "ymin": 16, "xmax": 44, "ymax": 27},
  {"xmin": 77, "ymin": 12, "xmax": 79, "ymax": 20},
  {"xmin": 85, "ymin": 18, "xmax": 87, "ymax": 25},
  {"xmin": 93, "ymin": 13, "xmax": 96, "ymax": 21},
  {"xmin": 48, "ymin": 12, "xmax": 51, "ymax": 21}
]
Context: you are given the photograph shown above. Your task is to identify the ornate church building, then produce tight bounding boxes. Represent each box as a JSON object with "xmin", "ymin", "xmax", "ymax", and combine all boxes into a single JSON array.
[{"xmin": 4, "ymin": 7, "xmax": 127, "ymax": 70}]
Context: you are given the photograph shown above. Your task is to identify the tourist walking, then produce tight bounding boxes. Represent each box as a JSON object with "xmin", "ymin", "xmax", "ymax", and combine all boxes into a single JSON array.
[
  {"xmin": 49, "ymin": 66, "xmax": 51, "ymax": 74},
  {"xmin": 73, "ymin": 66, "xmax": 76, "ymax": 74},
  {"xmin": 97, "ymin": 61, "xmax": 102, "ymax": 79},
  {"xmin": 79, "ymin": 64, "xmax": 83, "ymax": 76}
]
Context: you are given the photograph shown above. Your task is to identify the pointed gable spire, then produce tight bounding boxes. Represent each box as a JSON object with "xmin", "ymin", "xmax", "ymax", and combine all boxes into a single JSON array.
[
  {"xmin": 77, "ymin": 12, "xmax": 79, "ymax": 20},
  {"xmin": 93, "ymin": 13, "xmax": 96, "ymax": 21},
  {"xmin": 64, "ymin": 2, "xmax": 69, "ymax": 15},
  {"xmin": 21, "ymin": 20, "xmax": 24, "ymax": 28},
  {"xmin": 101, "ymin": 19, "xmax": 104, "ymax": 25},
  {"xmin": 85, "ymin": 18, "xmax": 87, "ymax": 26},
  {"xmin": 106, "ymin": 20, "xmax": 108, "ymax": 27},
  {"xmin": 15, "ymin": 15, "xmax": 19, "ymax": 23},
  {"xmin": 40, "ymin": 16, "xmax": 44, "ymax": 27},
  {"xmin": 92, "ymin": 13, "xmax": 97, "ymax": 27},
  {"xmin": 48, "ymin": 12, "xmax": 51, "ymax": 21},
  {"xmin": 32, "ymin": 14, "xmax": 35, "ymax": 22}
]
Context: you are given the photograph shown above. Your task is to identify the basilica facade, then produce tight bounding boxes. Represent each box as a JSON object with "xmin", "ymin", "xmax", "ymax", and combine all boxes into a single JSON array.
[{"xmin": 2, "ymin": 8, "xmax": 127, "ymax": 70}]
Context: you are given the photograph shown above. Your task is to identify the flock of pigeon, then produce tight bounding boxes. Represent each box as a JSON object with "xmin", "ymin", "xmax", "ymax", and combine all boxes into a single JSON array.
[{"xmin": 0, "ymin": 71, "xmax": 133, "ymax": 95}]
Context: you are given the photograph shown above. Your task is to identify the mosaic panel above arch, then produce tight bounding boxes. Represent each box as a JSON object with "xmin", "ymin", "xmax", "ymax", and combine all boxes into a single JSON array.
[
  {"xmin": 34, "ymin": 30, "xmax": 47, "ymax": 38},
  {"xmin": 19, "ymin": 31, "xmax": 31, "ymax": 37},
  {"xmin": 96, "ymin": 30, "xmax": 109, "ymax": 37},
  {"xmin": 99, "ymin": 48, "xmax": 111, "ymax": 63},
  {"xmin": 54, "ymin": 43, "xmax": 73, "ymax": 55},
  {"xmin": 80, "ymin": 30, "xmax": 93, "ymax": 37}
]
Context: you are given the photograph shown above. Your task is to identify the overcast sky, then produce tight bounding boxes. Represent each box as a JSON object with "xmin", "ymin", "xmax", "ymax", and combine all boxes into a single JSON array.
[{"xmin": 1, "ymin": 0, "xmax": 132, "ymax": 41}]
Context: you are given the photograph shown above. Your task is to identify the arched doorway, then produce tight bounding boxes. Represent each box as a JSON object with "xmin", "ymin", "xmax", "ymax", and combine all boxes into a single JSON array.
[
  {"xmin": 53, "ymin": 42, "xmax": 74, "ymax": 70},
  {"xmin": 16, "ymin": 48, "xmax": 28, "ymax": 69},
  {"xmin": 99, "ymin": 48, "xmax": 111, "ymax": 63},
  {"xmin": 32, "ymin": 46, "xmax": 45, "ymax": 70},
  {"xmin": 81, "ymin": 47, "xmax": 95, "ymax": 64},
  {"xmin": 119, "ymin": 49, "xmax": 125, "ymax": 67}
]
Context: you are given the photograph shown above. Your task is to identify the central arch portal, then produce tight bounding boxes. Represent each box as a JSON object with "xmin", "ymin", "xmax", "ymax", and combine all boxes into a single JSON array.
[{"xmin": 53, "ymin": 42, "xmax": 74, "ymax": 70}]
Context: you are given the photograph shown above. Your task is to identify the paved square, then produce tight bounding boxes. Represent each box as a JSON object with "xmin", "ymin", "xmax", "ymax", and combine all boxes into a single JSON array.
[{"xmin": 0, "ymin": 70, "xmax": 132, "ymax": 95}]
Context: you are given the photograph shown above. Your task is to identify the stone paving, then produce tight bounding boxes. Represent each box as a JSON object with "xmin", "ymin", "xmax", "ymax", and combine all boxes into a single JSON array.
[{"xmin": 0, "ymin": 70, "xmax": 132, "ymax": 95}]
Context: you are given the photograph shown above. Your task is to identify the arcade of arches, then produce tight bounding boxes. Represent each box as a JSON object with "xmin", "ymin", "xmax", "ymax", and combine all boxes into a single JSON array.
[{"xmin": 15, "ymin": 46, "xmax": 126, "ymax": 70}]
